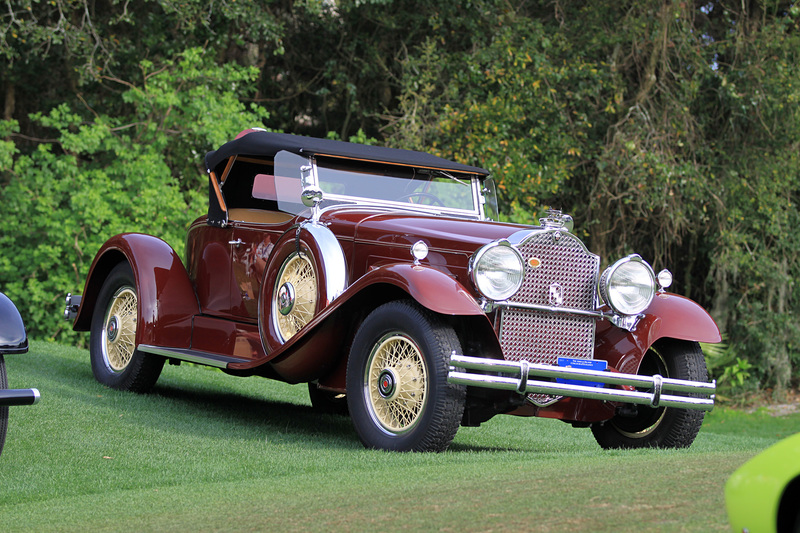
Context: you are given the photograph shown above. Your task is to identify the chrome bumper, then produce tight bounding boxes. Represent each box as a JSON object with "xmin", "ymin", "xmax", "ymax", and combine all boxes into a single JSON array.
[{"xmin": 447, "ymin": 354, "xmax": 715, "ymax": 411}]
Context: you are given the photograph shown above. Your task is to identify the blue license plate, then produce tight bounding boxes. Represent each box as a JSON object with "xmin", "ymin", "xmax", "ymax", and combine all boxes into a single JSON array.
[{"xmin": 557, "ymin": 357, "xmax": 607, "ymax": 388}]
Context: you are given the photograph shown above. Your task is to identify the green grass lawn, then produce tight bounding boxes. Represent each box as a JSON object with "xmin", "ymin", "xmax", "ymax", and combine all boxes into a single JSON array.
[{"xmin": 0, "ymin": 341, "xmax": 796, "ymax": 532}]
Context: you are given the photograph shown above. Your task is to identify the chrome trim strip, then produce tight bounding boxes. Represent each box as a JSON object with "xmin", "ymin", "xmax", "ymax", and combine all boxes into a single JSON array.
[
  {"xmin": 137, "ymin": 344, "xmax": 250, "ymax": 368},
  {"xmin": 319, "ymin": 192, "xmax": 481, "ymax": 219},
  {"xmin": 496, "ymin": 301, "xmax": 612, "ymax": 318},
  {"xmin": 447, "ymin": 354, "xmax": 715, "ymax": 411}
]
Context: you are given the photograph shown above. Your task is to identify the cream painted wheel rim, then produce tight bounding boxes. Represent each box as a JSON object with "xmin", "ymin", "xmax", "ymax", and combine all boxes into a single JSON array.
[
  {"xmin": 365, "ymin": 333, "xmax": 427, "ymax": 433},
  {"xmin": 102, "ymin": 287, "xmax": 137, "ymax": 372},
  {"xmin": 274, "ymin": 253, "xmax": 317, "ymax": 342}
]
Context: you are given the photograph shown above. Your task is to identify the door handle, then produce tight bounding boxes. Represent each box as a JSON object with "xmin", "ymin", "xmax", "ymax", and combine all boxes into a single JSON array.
[{"xmin": 228, "ymin": 238, "xmax": 244, "ymax": 247}]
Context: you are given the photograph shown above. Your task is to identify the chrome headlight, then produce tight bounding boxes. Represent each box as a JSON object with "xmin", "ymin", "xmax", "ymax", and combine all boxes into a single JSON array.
[
  {"xmin": 470, "ymin": 241, "xmax": 524, "ymax": 301},
  {"xmin": 599, "ymin": 254, "xmax": 656, "ymax": 316}
]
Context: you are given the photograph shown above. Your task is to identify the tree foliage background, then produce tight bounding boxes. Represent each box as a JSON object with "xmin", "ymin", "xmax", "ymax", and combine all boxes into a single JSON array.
[{"xmin": 1, "ymin": 0, "xmax": 798, "ymax": 397}]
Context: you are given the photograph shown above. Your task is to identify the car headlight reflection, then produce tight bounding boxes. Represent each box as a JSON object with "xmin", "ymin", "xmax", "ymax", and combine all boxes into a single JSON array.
[
  {"xmin": 470, "ymin": 241, "xmax": 524, "ymax": 301},
  {"xmin": 599, "ymin": 254, "xmax": 656, "ymax": 316}
]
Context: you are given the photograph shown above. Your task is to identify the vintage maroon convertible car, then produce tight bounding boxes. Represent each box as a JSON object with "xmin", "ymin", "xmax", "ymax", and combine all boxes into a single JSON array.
[{"xmin": 65, "ymin": 130, "xmax": 719, "ymax": 452}]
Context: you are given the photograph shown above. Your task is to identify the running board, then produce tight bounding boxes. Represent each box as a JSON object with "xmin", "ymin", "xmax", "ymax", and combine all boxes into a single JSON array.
[{"xmin": 137, "ymin": 344, "xmax": 250, "ymax": 368}]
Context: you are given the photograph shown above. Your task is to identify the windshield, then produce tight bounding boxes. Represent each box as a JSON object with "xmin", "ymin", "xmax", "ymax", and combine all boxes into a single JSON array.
[{"xmin": 274, "ymin": 150, "xmax": 483, "ymax": 218}]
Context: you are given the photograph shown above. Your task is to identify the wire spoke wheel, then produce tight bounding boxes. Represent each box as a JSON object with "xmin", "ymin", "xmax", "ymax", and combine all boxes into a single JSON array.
[
  {"xmin": 366, "ymin": 334, "xmax": 427, "ymax": 433},
  {"xmin": 102, "ymin": 287, "xmax": 138, "ymax": 372},
  {"xmin": 346, "ymin": 300, "xmax": 466, "ymax": 452},
  {"xmin": 274, "ymin": 253, "xmax": 317, "ymax": 342}
]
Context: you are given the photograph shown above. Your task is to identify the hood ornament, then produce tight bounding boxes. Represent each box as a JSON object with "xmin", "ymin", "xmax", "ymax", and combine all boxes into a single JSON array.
[{"xmin": 539, "ymin": 209, "xmax": 574, "ymax": 233}]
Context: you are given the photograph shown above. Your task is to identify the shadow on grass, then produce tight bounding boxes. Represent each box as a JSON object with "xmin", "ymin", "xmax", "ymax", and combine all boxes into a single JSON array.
[
  {"xmin": 149, "ymin": 382, "xmax": 521, "ymax": 453},
  {"xmin": 23, "ymin": 342, "xmax": 585, "ymax": 454},
  {"xmin": 143, "ymin": 380, "xmax": 360, "ymax": 449}
]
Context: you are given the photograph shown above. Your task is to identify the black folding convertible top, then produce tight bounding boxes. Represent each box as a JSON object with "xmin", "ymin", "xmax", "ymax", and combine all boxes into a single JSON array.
[{"xmin": 205, "ymin": 130, "xmax": 488, "ymax": 176}]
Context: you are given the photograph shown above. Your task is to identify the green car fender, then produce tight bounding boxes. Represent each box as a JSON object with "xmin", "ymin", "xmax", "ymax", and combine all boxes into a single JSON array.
[{"xmin": 725, "ymin": 432, "xmax": 800, "ymax": 533}]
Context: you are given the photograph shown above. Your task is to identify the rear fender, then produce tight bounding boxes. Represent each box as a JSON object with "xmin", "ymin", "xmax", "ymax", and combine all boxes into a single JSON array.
[
  {"xmin": 595, "ymin": 292, "xmax": 721, "ymax": 375},
  {"xmin": 72, "ymin": 233, "xmax": 199, "ymax": 348}
]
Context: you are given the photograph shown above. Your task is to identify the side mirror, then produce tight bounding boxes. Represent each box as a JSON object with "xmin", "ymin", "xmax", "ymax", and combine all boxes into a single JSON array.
[
  {"xmin": 301, "ymin": 186, "xmax": 323, "ymax": 209},
  {"xmin": 300, "ymin": 164, "xmax": 324, "ymax": 224}
]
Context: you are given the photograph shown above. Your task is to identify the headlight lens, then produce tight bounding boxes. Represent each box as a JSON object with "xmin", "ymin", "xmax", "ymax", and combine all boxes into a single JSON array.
[
  {"xmin": 599, "ymin": 255, "xmax": 656, "ymax": 316},
  {"xmin": 470, "ymin": 241, "xmax": 524, "ymax": 301}
]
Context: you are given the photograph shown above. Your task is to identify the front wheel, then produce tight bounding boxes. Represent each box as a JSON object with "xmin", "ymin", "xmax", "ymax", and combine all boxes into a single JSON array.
[
  {"xmin": 89, "ymin": 262, "xmax": 164, "ymax": 392},
  {"xmin": 591, "ymin": 339, "xmax": 707, "ymax": 449},
  {"xmin": 346, "ymin": 300, "xmax": 466, "ymax": 452}
]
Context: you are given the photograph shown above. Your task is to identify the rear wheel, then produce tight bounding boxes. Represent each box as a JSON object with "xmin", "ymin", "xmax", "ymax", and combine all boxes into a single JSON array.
[
  {"xmin": 346, "ymin": 301, "xmax": 465, "ymax": 452},
  {"xmin": 591, "ymin": 339, "xmax": 707, "ymax": 449},
  {"xmin": 89, "ymin": 263, "xmax": 164, "ymax": 392}
]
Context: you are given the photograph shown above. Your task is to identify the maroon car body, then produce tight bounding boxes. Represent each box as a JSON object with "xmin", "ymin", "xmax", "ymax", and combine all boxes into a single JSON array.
[{"xmin": 66, "ymin": 130, "xmax": 719, "ymax": 452}]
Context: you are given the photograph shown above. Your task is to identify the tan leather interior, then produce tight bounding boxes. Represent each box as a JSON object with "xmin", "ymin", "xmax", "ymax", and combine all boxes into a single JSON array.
[{"xmin": 227, "ymin": 208, "xmax": 294, "ymax": 225}]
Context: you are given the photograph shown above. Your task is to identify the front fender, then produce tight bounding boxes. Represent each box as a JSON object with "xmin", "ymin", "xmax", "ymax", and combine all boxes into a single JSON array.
[
  {"xmin": 638, "ymin": 292, "xmax": 722, "ymax": 345},
  {"xmin": 359, "ymin": 263, "xmax": 485, "ymax": 316},
  {"xmin": 595, "ymin": 292, "xmax": 721, "ymax": 374},
  {"xmin": 73, "ymin": 233, "xmax": 199, "ymax": 349}
]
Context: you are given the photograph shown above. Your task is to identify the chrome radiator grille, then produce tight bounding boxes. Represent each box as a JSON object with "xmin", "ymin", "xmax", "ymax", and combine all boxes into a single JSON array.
[
  {"xmin": 507, "ymin": 230, "xmax": 599, "ymax": 310},
  {"xmin": 499, "ymin": 231, "xmax": 600, "ymax": 405},
  {"xmin": 499, "ymin": 311, "xmax": 596, "ymax": 364}
]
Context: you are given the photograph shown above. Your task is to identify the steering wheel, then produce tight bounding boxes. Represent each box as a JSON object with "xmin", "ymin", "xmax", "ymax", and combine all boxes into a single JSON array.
[{"xmin": 396, "ymin": 192, "xmax": 445, "ymax": 207}]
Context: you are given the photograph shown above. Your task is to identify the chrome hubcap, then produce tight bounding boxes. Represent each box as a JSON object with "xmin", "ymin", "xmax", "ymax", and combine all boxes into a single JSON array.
[
  {"xmin": 377, "ymin": 368, "xmax": 399, "ymax": 400},
  {"xmin": 106, "ymin": 316, "xmax": 119, "ymax": 342}
]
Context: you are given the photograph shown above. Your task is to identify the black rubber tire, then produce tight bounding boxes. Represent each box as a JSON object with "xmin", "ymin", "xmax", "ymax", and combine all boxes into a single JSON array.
[
  {"xmin": 591, "ymin": 339, "xmax": 707, "ymax": 449},
  {"xmin": 89, "ymin": 262, "xmax": 164, "ymax": 392},
  {"xmin": 346, "ymin": 300, "xmax": 466, "ymax": 452},
  {"xmin": 0, "ymin": 356, "xmax": 8, "ymax": 457},
  {"xmin": 308, "ymin": 383, "xmax": 349, "ymax": 416}
]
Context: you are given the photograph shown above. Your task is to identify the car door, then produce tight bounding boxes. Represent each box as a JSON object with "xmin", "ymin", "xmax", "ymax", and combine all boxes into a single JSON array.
[{"xmin": 229, "ymin": 223, "xmax": 280, "ymax": 320}]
